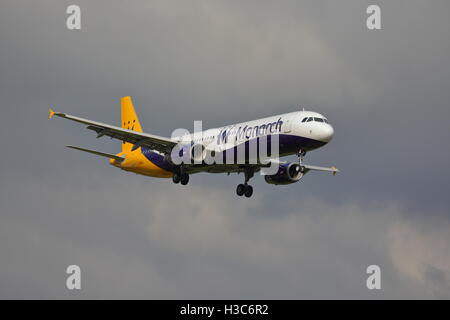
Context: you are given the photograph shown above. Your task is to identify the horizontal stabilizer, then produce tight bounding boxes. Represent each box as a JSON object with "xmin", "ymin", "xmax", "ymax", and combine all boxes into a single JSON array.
[{"xmin": 66, "ymin": 145, "xmax": 124, "ymax": 162}]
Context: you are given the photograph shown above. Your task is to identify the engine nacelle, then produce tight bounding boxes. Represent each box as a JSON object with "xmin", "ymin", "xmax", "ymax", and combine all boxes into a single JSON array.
[{"xmin": 264, "ymin": 162, "xmax": 304, "ymax": 185}]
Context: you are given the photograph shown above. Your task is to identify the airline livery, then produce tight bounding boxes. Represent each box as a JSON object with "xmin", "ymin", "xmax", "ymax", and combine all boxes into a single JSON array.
[{"xmin": 49, "ymin": 96, "xmax": 339, "ymax": 197}]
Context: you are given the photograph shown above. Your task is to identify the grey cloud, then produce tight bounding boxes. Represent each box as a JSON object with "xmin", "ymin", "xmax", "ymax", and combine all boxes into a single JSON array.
[{"xmin": 2, "ymin": 173, "xmax": 449, "ymax": 298}]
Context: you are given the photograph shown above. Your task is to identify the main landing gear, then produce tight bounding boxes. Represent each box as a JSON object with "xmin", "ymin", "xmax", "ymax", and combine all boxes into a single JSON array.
[
  {"xmin": 236, "ymin": 183, "xmax": 253, "ymax": 197},
  {"xmin": 236, "ymin": 167, "xmax": 254, "ymax": 198},
  {"xmin": 172, "ymin": 167, "xmax": 189, "ymax": 185}
]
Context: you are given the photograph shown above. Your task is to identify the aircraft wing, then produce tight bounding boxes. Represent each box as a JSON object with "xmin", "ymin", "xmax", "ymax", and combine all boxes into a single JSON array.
[
  {"xmin": 302, "ymin": 164, "xmax": 340, "ymax": 175},
  {"xmin": 263, "ymin": 159, "xmax": 339, "ymax": 175},
  {"xmin": 191, "ymin": 160, "xmax": 339, "ymax": 175},
  {"xmin": 49, "ymin": 109, "xmax": 177, "ymax": 154}
]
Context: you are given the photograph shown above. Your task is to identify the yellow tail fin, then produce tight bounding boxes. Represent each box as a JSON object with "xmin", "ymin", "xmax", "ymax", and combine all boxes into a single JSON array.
[{"xmin": 121, "ymin": 96, "xmax": 143, "ymax": 153}]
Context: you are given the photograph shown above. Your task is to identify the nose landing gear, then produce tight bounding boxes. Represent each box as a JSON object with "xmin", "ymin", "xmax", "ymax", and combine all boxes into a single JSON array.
[
  {"xmin": 297, "ymin": 149, "xmax": 306, "ymax": 163},
  {"xmin": 297, "ymin": 149, "xmax": 307, "ymax": 173}
]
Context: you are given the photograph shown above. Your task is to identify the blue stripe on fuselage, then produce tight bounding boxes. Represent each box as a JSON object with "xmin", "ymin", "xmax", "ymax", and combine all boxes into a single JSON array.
[
  {"xmin": 141, "ymin": 134, "xmax": 326, "ymax": 171},
  {"xmin": 277, "ymin": 134, "xmax": 326, "ymax": 155},
  {"xmin": 141, "ymin": 147, "xmax": 174, "ymax": 171}
]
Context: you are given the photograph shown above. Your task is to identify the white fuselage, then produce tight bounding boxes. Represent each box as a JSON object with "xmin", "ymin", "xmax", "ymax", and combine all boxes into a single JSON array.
[{"xmin": 177, "ymin": 110, "xmax": 334, "ymax": 156}]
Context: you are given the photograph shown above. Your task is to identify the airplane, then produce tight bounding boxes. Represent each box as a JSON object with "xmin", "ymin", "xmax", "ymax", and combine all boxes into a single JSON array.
[{"xmin": 49, "ymin": 96, "xmax": 339, "ymax": 197}]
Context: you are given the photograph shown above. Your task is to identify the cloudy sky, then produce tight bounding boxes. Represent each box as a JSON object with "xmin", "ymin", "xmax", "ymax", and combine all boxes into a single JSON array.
[{"xmin": 0, "ymin": 0, "xmax": 449, "ymax": 298}]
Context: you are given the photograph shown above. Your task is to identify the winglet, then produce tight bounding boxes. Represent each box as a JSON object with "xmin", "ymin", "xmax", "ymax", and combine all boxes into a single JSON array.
[
  {"xmin": 49, "ymin": 108, "xmax": 55, "ymax": 119},
  {"xmin": 331, "ymin": 166, "xmax": 339, "ymax": 176}
]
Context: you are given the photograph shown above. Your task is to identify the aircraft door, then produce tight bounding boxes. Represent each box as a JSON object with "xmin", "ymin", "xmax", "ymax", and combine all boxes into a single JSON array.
[{"xmin": 283, "ymin": 119, "xmax": 291, "ymax": 133}]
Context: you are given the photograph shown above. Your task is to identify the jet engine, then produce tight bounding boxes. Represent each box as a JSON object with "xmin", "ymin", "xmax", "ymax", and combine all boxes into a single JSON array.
[{"xmin": 264, "ymin": 162, "xmax": 304, "ymax": 185}]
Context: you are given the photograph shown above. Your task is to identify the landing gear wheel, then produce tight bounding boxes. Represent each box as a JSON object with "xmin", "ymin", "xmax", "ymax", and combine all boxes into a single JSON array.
[
  {"xmin": 180, "ymin": 173, "xmax": 189, "ymax": 185},
  {"xmin": 172, "ymin": 172, "xmax": 181, "ymax": 184},
  {"xmin": 244, "ymin": 185, "xmax": 253, "ymax": 198},
  {"xmin": 236, "ymin": 167, "xmax": 255, "ymax": 197},
  {"xmin": 236, "ymin": 184, "xmax": 246, "ymax": 196}
]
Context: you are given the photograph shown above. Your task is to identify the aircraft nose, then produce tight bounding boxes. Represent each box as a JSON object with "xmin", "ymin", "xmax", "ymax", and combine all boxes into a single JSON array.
[{"xmin": 319, "ymin": 124, "xmax": 334, "ymax": 143}]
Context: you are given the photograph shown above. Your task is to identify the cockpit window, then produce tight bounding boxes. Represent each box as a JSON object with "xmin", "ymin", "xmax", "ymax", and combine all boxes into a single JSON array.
[{"xmin": 303, "ymin": 116, "xmax": 329, "ymax": 123}]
